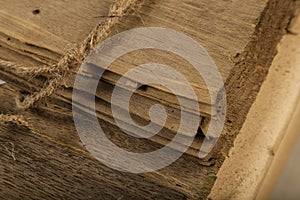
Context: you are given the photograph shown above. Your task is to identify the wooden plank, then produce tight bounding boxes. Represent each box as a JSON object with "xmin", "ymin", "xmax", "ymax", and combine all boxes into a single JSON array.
[
  {"xmin": 0, "ymin": 0, "xmax": 210, "ymax": 155},
  {"xmin": 0, "ymin": 67, "xmax": 204, "ymax": 156},
  {"xmin": 0, "ymin": 0, "xmax": 272, "ymax": 198},
  {"xmin": 0, "ymin": 10, "xmax": 67, "ymax": 56},
  {"xmin": 0, "ymin": 0, "xmax": 268, "ymax": 141},
  {"xmin": 0, "ymin": 0, "xmax": 114, "ymax": 67},
  {"xmin": 0, "ymin": 0, "xmax": 268, "ymax": 160},
  {"xmin": 82, "ymin": 51, "xmax": 217, "ymax": 115},
  {"xmin": 0, "ymin": 0, "xmax": 114, "ymax": 44},
  {"xmin": 96, "ymin": 0, "xmax": 268, "ymax": 114},
  {"xmin": 0, "ymin": 124, "xmax": 187, "ymax": 199},
  {"xmin": 69, "ymin": 62, "xmax": 214, "ymax": 117},
  {"xmin": 0, "ymin": 82, "xmax": 213, "ymax": 199}
]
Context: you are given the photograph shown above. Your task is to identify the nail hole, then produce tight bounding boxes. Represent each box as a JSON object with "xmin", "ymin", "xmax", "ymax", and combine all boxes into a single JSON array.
[
  {"xmin": 32, "ymin": 9, "xmax": 40, "ymax": 15},
  {"xmin": 7, "ymin": 38, "xmax": 11, "ymax": 41}
]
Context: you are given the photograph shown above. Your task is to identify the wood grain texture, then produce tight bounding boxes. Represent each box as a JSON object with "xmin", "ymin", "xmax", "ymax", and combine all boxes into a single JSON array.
[
  {"xmin": 0, "ymin": 0, "xmax": 113, "ymax": 44},
  {"xmin": 0, "ymin": 83, "xmax": 212, "ymax": 199},
  {"xmin": 68, "ymin": 0, "xmax": 268, "ymax": 119},
  {"xmin": 0, "ymin": 0, "xmax": 271, "ymax": 199},
  {"xmin": 0, "ymin": 125, "xmax": 188, "ymax": 200}
]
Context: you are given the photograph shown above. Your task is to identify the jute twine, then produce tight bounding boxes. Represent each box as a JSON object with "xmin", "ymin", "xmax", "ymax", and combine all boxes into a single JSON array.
[
  {"xmin": 0, "ymin": 59, "xmax": 57, "ymax": 76},
  {"xmin": 0, "ymin": 114, "xmax": 32, "ymax": 128}
]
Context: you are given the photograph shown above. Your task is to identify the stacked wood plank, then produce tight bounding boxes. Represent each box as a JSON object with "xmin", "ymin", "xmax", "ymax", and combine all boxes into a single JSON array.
[
  {"xmin": 0, "ymin": 0, "xmax": 273, "ymax": 198},
  {"xmin": 0, "ymin": 0, "xmax": 267, "ymax": 157},
  {"xmin": 67, "ymin": 0, "xmax": 268, "ymax": 157}
]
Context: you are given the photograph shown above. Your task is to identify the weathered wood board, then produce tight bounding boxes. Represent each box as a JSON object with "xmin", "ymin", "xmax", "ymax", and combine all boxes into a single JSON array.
[
  {"xmin": 91, "ymin": 0, "xmax": 269, "ymax": 115},
  {"xmin": 0, "ymin": 0, "xmax": 274, "ymax": 199}
]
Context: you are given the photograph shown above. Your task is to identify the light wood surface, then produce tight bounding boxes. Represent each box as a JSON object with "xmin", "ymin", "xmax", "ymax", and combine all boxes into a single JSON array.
[{"xmin": 0, "ymin": 0, "xmax": 269, "ymax": 198}]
